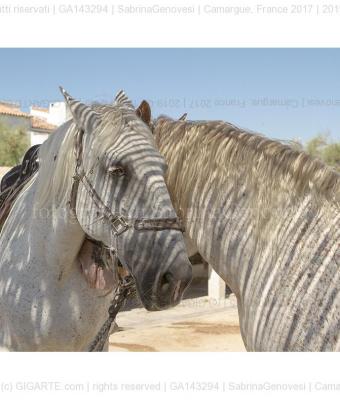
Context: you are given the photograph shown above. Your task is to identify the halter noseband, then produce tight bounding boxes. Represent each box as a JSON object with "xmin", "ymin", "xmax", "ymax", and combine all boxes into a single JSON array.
[{"xmin": 69, "ymin": 127, "xmax": 184, "ymax": 238}]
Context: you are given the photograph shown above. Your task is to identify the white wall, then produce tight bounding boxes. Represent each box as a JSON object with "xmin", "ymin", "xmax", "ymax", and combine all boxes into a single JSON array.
[
  {"xmin": 48, "ymin": 102, "xmax": 69, "ymax": 126},
  {"xmin": 29, "ymin": 131, "xmax": 49, "ymax": 146},
  {"xmin": 29, "ymin": 108, "xmax": 49, "ymax": 121},
  {"xmin": 28, "ymin": 101, "xmax": 69, "ymax": 146},
  {"xmin": 30, "ymin": 102, "xmax": 69, "ymax": 127}
]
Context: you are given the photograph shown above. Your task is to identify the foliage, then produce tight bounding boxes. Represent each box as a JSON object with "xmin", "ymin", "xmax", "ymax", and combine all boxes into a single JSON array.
[
  {"xmin": 305, "ymin": 133, "xmax": 340, "ymax": 172},
  {"xmin": 0, "ymin": 122, "xmax": 29, "ymax": 166}
]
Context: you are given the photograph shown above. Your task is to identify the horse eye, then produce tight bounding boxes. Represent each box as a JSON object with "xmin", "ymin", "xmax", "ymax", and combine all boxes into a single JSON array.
[{"xmin": 108, "ymin": 165, "xmax": 125, "ymax": 177}]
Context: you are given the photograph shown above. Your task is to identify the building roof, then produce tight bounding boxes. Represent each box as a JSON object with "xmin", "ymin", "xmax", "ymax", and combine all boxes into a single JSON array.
[
  {"xmin": 0, "ymin": 102, "xmax": 57, "ymax": 133},
  {"xmin": 31, "ymin": 117, "xmax": 57, "ymax": 132},
  {"xmin": 0, "ymin": 103, "xmax": 30, "ymax": 118},
  {"xmin": 31, "ymin": 106, "xmax": 49, "ymax": 113}
]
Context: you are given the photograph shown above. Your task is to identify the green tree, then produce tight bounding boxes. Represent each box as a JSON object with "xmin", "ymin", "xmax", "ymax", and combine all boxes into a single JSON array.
[
  {"xmin": 305, "ymin": 133, "xmax": 340, "ymax": 172},
  {"xmin": 322, "ymin": 142, "xmax": 340, "ymax": 170},
  {"xmin": 0, "ymin": 122, "xmax": 29, "ymax": 166}
]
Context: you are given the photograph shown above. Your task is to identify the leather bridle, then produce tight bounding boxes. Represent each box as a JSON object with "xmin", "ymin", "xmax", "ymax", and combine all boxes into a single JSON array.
[
  {"xmin": 69, "ymin": 124, "xmax": 184, "ymax": 352},
  {"xmin": 69, "ymin": 127, "xmax": 184, "ymax": 242}
]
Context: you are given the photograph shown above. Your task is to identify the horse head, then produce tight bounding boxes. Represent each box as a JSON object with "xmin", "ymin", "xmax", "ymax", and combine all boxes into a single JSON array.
[{"xmin": 60, "ymin": 88, "xmax": 192, "ymax": 310}]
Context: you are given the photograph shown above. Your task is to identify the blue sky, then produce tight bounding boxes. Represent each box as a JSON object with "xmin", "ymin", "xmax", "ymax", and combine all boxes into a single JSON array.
[{"xmin": 1, "ymin": 48, "xmax": 340, "ymax": 142}]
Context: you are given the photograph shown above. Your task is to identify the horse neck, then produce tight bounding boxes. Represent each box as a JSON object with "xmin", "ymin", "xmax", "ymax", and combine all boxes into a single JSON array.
[
  {"xmin": 157, "ymin": 122, "xmax": 338, "ymax": 298},
  {"xmin": 157, "ymin": 120, "xmax": 340, "ymax": 350},
  {"xmin": 181, "ymin": 177, "xmax": 258, "ymax": 295}
]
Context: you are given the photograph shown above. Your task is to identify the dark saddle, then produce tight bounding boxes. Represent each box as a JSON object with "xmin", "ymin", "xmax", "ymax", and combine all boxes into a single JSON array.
[{"xmin": 0, "ymin": 144, "xmax": 41, "ymax": 230}]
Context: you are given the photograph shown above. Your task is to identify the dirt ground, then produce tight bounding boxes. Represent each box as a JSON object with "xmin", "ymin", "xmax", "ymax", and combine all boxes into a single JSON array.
[{"xmin": 109, "ymin": 294, "xmax": 246, "ymax": 352}]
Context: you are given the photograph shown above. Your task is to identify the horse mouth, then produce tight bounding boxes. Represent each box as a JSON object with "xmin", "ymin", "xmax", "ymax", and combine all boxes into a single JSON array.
[{"xmin": 137, "ymin": 273, "xmax": 191, "ymax": 312}]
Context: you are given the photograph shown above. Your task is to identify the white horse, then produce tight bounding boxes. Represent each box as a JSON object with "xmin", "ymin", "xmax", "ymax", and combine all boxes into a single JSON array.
[
  {"xmin": 142, "ymin": 102, "xmax": 339, "ymax": 351},
  {"xmin": 0, "ymin": 89, "xmax": 192, "ymax": 351}
]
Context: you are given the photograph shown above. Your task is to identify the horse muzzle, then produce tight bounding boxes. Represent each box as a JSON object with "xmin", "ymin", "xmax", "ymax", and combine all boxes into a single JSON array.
[{"xmin": 143, "ymin": 261, "xmax": 192, "ymax": 311}]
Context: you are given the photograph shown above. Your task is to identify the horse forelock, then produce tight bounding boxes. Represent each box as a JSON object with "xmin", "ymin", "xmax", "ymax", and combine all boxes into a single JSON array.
[{"xmin": 92, "ymin": 103, "xmax": 156, "ymax": 148}]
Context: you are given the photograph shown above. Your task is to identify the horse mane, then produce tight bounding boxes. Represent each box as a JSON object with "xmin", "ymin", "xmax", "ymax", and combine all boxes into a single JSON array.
[
  {"xmin": 154, "ymin": 118, "xmax": 340, "ymax": 232},
  {"xmin": 34, "ymin": 120, "xmax": 78, "ymax": 208},
  {"xmin": 35, "ymin": 96, "xmax": 153, "ymax": 209}
]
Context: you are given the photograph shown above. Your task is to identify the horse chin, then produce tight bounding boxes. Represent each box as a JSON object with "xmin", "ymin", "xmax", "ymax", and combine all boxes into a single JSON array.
[
  {"xmin": 140, "ymin": 297, "xmax": 178, "ymax": 312},
  {"xmin": 136, "ymin": 284, "xmax": 184, "ymax": 312}
]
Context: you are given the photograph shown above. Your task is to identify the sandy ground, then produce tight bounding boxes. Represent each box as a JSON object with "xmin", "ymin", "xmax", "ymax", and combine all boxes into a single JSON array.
[{"xmin": 109, "ymin": 294, "xmax": 246, "ymax": 352}]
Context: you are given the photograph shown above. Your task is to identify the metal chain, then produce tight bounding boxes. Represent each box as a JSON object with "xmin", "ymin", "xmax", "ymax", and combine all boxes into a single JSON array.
[{"xmin": 88, "ymin": 275, "xmax": 135, "ymax": 352}]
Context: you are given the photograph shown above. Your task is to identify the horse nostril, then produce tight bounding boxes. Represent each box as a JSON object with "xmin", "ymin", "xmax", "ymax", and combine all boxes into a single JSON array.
[
  {"xmin": 158, "ymin": 264, "xmax": 192, "ymax": 306},
  {"xmin": 160, "ymin": 272, "xmax": 173, "ymax": 294}
]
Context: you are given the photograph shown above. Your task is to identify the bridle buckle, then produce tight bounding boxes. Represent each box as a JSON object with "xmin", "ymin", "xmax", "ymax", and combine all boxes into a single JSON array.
[{"xmin": 111, "ymin": 215, "xmax": 129, "ymax": 236}]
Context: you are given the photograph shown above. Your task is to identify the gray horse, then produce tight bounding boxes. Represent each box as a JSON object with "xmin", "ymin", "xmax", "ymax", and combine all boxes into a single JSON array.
[
  {"xmin": 137, "ymin": 100, "xmax": 340, "ymax": 351},
  {"xmin": 0, "ymin": 90, "xmax": 192, "ymax": 351}
]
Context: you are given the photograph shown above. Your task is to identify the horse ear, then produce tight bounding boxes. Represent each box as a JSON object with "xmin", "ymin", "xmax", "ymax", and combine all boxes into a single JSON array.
[
  {"xmin": 178, "ymin": 113, "xmax": 187, "ymax": 121},
  {"xmin": 136, "ymin": 100, "xmax": 151, "ymax": 125},
  {"xmin": 59, "ymin": 86, "xmax": 99, "ymax": 132}
]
